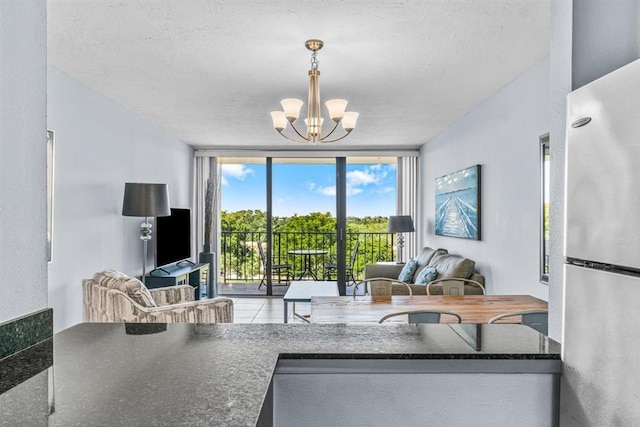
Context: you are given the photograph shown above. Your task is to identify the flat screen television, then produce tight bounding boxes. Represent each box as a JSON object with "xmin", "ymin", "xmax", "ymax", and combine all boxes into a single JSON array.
[{"xmin": 155, "ymin": 208, "xmax": 192, "ymax": 267}]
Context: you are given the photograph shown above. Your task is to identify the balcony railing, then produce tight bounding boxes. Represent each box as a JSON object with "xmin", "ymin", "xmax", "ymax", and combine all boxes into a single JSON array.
[{"xmin": 220, "ymin": 231, "xmax": 396, "ymax": 283}]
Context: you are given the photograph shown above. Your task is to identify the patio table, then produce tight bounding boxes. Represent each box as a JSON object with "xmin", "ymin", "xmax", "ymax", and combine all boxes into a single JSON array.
[{"xmin": 288, "ymin": 249, "xmax": 327, "ymax": 280}]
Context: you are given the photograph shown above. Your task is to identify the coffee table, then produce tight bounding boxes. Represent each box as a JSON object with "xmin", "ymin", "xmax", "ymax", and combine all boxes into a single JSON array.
[{"xmin": 283, "ymin": 281, "xmax": 340, "ymax": 323}]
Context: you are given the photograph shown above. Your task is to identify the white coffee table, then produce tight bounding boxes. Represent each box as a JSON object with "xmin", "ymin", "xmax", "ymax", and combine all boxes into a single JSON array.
[{"xmin": 283, "ymin": 281, "xmax": 340, "ymax": 324}]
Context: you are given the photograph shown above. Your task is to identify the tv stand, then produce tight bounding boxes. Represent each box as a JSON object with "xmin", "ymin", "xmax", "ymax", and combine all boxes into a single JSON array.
[
  {"xmin": 144, "ymin": 262, "xmax": 209, "ymax": 300},
  {"xmin": 176, "ymin": 260, "xmax": 195, "ymax": 267}
]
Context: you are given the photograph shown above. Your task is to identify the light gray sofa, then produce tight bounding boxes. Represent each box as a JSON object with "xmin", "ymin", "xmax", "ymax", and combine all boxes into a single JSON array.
[{"xmin": 364, "ymin": 247, "xmax": 485, "ymax": 295}]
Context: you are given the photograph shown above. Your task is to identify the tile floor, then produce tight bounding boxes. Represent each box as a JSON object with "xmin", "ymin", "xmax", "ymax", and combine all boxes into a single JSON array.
[{"xmin": 231, "ymin": 297, "xmax": 310, "ymax": 324}]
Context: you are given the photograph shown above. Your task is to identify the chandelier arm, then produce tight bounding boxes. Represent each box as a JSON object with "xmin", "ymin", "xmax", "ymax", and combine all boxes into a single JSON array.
[
  {"xmin": 318, "ymin": 130, "xmax": 353, "ymax": 144},
  {"xmin": 276, "ymin": 129, "xmax": 309, "ymax": 144},
  {"xmin": 319, "ymin": 120, "xmax": 340, "ymax": 140},
  {"xmin": 289, "ymin": 121, "xmax": 311, "ymax": 141}
]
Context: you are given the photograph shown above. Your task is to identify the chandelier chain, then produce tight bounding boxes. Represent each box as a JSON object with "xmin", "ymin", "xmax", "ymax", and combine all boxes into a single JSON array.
[{"xmin": 311, "ymin": 50, "xmax": 319, "ymax": 70}]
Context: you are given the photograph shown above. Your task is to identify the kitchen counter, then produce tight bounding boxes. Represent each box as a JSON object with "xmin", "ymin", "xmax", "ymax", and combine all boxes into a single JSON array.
[{"xmin": 1, "ymin": 323, "xmax": 560, "ymax": 426}]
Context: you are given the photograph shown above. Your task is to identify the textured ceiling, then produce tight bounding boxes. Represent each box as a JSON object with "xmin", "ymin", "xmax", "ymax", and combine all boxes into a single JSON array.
[{"xmin": 47, "ymin": 0, "xmax": 550, "ymax": 151}]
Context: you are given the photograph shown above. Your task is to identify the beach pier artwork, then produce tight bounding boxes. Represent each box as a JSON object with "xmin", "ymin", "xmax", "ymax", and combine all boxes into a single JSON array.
[{"xmin": 435, "ymin": 165, "xmax": 481, "ymax": 240}]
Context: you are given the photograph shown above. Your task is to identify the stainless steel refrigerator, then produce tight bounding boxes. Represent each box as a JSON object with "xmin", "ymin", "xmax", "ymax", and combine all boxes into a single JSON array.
[{"xmin": 562, "ymin": 58, "xmax": 640, "ymax": 425}]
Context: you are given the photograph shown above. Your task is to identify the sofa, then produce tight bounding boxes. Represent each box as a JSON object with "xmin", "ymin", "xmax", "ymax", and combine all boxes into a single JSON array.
[
  {"xmin": 364, "ymin": 247, "xmax": 485, "ymax": 295},
  {"xmin": 83, "ymin": 270, "xmax": 234, "ymax": 323}
]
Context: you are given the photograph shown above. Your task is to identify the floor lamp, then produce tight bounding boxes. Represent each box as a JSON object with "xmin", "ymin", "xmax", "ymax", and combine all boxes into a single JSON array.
[
  {"xmin": 122, "ymin": 183, "xmax": 171, "ymax": 283},
  {"xmin": 388, "ymin": 215, "xmax": 415, "ymax": 263}
]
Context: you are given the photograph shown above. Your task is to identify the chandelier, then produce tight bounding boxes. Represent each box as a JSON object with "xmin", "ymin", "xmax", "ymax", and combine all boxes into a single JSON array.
[{"xmin": 270, "ymin": 39, "xmax": 359, "ymax": 144}]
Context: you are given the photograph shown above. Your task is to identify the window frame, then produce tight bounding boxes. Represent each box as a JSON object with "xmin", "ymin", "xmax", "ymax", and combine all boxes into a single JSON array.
[{"xmin": 540, "ymin": 133, "xmax": 550, "ymax": 284}]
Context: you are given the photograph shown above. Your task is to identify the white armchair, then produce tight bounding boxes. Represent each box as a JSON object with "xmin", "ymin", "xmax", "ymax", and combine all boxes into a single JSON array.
[{"xmin": 83, "ymin": 270, "xmax": 233, "ymax": 323}]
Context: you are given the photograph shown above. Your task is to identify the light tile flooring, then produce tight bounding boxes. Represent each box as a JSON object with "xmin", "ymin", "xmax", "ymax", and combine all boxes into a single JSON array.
[{"xmin": 231, "ymin": 297, "xmax": 310, "ymax": 324}]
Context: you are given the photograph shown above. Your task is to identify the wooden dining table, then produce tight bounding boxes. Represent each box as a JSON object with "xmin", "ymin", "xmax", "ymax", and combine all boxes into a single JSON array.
[{"xmin": 310, "ymin": 294, "xmax": 548, "ymax": 324}]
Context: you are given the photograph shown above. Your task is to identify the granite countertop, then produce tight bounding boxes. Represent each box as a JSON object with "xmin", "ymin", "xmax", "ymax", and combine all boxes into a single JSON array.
[{"xmin": 1, "ymin": 323, "xmax": 560, "ymax": 426}]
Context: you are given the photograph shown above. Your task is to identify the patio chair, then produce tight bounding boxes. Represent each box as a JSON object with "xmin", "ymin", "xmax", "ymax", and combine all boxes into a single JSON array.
[
  {"xmin": 379, "ymin": 309, "xmax": 462, "ymax": 324},
  {"xmin": 323, "ymin": 240, "xmax": 360, "ymax": 285},
  {"xmin": 258, "ymin": 243, "xmax": 293, "ymax": 289}
]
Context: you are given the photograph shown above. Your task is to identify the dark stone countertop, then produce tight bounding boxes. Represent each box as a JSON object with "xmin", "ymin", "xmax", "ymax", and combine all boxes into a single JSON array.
[{"xmin": 1, "ymin": 323, "xmax": 560, "ymax": 426}]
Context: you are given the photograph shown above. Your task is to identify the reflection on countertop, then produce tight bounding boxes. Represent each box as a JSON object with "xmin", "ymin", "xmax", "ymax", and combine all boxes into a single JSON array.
[{"xmin": 1, "ymin": 323, "xmax": 560, "ymax": 426}]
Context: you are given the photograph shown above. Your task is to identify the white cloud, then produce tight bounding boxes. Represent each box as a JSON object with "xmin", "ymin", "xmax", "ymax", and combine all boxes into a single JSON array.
[
  {"xmin": 380, "ymin": 186, "xmax": 395, "ymax": 194},
  {"xmin": 347, "ymin": 169, "xmax": 378, "ymax": 186},
  {"xmin": 316, "ymin": 184, "xmax": 363, "ymax": 197},
  {"xmin": 311, "ymin": 164, "xmax": 394, "ymax": 198},
  {"xmin": 276, "ymin": 196, "xmax": 293, "ymax": 204},
  {"xmin": 221, "ymin": 164, "xmax": 254, "ymax": 181},
  {"xmin": 318, "ymin": 185, "xmax": 336, "ymax": 196}
]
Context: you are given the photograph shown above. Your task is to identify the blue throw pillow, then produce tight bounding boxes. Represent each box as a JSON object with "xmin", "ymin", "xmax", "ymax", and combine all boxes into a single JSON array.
[
  {"xmin": 397, "ymin": 259, "xmax": 418, "ymax": 282},
  {"xmin": 415, "ymin": 267, "xmax": 438, "ymax": 285}
]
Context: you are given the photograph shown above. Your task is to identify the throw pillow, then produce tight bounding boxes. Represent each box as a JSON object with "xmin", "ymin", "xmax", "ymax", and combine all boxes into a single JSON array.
[
  {"xmin": 415, "ymin": 267, "xmax": 438, "ymax": 285},
  {"xmin": 122, "ymin": 277, "xmax": 157, "ymax": 308},
  {"xmin": 397, "ymin": 259, "xmax": 418, "ymax": 282},
  {"xmin": 94, "ymin": 270, "xmax": 157, "ymax": 308}
]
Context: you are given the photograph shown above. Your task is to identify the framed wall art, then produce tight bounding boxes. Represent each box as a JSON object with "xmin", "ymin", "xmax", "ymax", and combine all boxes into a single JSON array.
[{"xmin": 435, "ymin": 164, "xmax": 481, "ymax": 240}]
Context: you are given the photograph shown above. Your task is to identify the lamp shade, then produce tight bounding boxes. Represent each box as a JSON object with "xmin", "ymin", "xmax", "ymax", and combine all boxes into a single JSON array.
[
  {"xmin": 122, "ymin": 183, "xmax": 171, "ymax": 217},
  {"xmin": 388, "ymin": 215, "xmax": 415, "ymax": 233}
]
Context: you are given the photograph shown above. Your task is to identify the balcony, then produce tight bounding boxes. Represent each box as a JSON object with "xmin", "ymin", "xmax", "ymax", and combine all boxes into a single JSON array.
[{"xmin": 217, "ymin": 231, "xmax": 396, "ymax": 295}]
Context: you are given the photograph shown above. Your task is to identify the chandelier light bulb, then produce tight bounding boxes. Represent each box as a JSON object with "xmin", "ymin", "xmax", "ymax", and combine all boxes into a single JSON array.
[
  {"xmin": 270, "ymin": 111, "xmax": 288, "ymax": 131},
  {"xmin": 341, "ymin": 112, "xmax": 359, "ymax": 131},
  {"xmin": 325, "ymin": 99, "xmax": 348, "ymax": 122},
  {"xmin": 280, "ymin": 98, "xmax": 304, "ymax": 122}
]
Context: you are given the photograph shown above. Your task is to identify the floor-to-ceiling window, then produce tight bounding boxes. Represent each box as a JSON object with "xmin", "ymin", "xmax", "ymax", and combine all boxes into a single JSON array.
[
  {"xmin": 272, "ymin": 158, "xmax": 336, "ymax": 293},
  {"xmin": 540, "ymin": 135, "xmax": 550, "ymax": 283},
  {"xmin": 218, "ymin": 157, "xmax": 267, "ymax": 296},
  {"xmin": 197, "ymin": 153, "xmax": 411, "ymax": 297},
  {"xmin": 345, "ymin": 157, "xmax": 397, "ymax": 284}
]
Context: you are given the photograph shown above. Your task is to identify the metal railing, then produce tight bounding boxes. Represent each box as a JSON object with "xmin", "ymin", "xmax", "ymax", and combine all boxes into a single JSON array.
[{"xmin": 220, "ymin": 231, "xmax": 395, "ymax": 283}]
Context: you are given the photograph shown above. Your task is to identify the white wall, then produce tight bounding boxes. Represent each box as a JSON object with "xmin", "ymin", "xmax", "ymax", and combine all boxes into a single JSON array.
[
  {"xmin": 47, "ymin": 66, "xmax": 193, "ymax": 332},
  {"xmin": 547, "ymin": 0, "xmax": 573, "ymax": 344},
  {"xmin": 419, "ymin": 57, "xmax": 549, "ymax": 300},
  {"xmin": 0, "ymin": 1, "xmax": 48, "ymax": 323}
]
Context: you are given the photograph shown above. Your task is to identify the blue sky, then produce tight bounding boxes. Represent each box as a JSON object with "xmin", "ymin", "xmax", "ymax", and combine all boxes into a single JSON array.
[{"xmin": 220, "ymin": 162, "xmax": 396, "ymax": 217}]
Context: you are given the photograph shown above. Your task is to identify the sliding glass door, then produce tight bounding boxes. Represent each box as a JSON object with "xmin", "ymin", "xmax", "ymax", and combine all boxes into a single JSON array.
[
  {"xmin": 271, "ymin": 158, "xmax": 337, "ymax": 294},
  {"xmin": 214, "ymin": 155, "xmax": 397, "ymax": 297},
  {"xmin": 345, "ymin": 157, "xmax": 397, "ymax": 288},
  {"xmin": 217, "ymin": 158, "xmax": 267, "ymax": 296}
]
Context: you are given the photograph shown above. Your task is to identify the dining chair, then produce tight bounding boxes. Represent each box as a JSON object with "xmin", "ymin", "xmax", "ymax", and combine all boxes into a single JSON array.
[
  {"xmin": 488, "ymin": 309, "xmax": 549, "ymax": 335},
  {"xmin": 258, "ymin": 243, "xmax": 293, "ymax": 289},
  {"xmin": 378, "ymin": 309, "xmax": 462, "ymax": 324},
  {"xmin": 426, "ymin": 278, "xmax": 486, "ymax": 296},
  {"xmin": 323, "ymin": 240, "xmax": 360, "ymax": 285},
  {"xmin": 353, "ymin": 277, "xmax": 412, "ymax": 297}
]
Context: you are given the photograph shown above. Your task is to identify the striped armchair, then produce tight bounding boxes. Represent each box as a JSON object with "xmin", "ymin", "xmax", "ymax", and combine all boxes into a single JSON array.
[{"xmin": 83, "ymin": 270, "xmax": 233, "ymax": 323}]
